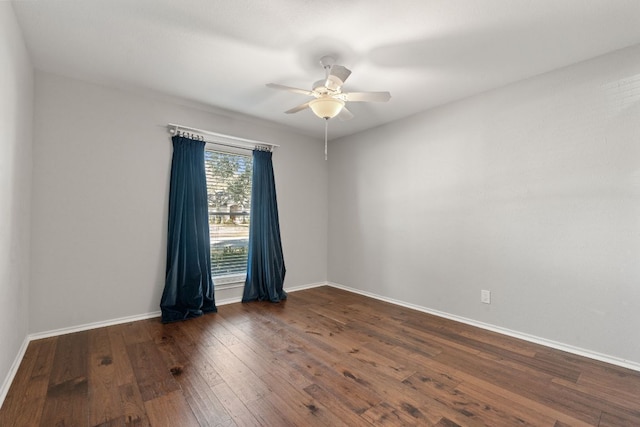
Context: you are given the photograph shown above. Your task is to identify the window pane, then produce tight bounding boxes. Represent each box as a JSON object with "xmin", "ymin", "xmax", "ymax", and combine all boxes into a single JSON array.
[{"xmin": 204, "ymin": 149, "xmax": 252, "ymax": 279}]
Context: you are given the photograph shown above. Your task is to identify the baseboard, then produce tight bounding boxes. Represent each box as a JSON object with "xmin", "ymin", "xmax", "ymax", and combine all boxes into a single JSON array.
[
  {"xmin": 28, "ymin": 281, "xmax": 328, "ymax": 342},
  {"xmin": 28, "ymin": 311, "xmax": 163, "ymax": 341},
  {"xmin": 286, "ymin": 281, "xmax": 328, "ymax": 293},
  {"xmin": 327, "ymin": 281, "xmax": 640, "ymax": 373},
  {"xmin": 0, "ymin": 335, "xmax": 30, "ymax": 410}
]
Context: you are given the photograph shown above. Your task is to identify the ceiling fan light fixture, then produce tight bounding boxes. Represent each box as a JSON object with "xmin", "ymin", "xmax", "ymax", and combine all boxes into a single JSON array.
[{"xmin": 309, "ymin": 97, "xmax": 344, "ymax": 119}]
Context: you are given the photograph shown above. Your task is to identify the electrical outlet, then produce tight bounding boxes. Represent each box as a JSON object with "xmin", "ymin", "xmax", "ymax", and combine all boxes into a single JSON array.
[{"xmin": 481, "ymin": 290, "xmax": 491, "ymax": 304}]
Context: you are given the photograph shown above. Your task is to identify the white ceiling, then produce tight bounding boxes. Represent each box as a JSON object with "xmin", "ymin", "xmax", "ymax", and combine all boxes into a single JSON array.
[{"xmin": 12, "ymin": 0, "xmax": 640, "ymax": 139}]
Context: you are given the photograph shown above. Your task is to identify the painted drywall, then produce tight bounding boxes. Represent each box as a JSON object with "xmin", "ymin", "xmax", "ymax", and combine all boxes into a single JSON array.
[
  {"xmin": 328, "ymin": 44, "xmax": 640, "ymax": 364},
  {"xmin": 30, "ymin": 72, "xmax": 327, "ymax": 333},
  {"xmin": 0, "ymin": 3, "xmax": 33, "ymax": 396}
]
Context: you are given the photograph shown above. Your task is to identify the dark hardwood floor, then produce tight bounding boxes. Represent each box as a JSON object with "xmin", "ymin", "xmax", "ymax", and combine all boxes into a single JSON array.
[{"xmin": 1, "ymin": 286, "xmax": 639, "ymax": 426}]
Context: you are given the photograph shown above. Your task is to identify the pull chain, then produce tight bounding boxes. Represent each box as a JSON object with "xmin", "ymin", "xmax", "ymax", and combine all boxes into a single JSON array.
[{"xmin": 324, "ymin": 118, "xmax": 328, "ymax": 160}]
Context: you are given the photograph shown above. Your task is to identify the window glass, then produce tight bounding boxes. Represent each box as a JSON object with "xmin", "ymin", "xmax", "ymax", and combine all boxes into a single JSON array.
[{"xmin": 204, "ymin": 149, "xmax": 252, "ymax": 282}]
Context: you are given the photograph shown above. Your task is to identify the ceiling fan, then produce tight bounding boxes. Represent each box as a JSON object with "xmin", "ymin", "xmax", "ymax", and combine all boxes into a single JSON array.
[{"xmin": 266, "ymin": 56, "xmax": 391, "ymax": 159}]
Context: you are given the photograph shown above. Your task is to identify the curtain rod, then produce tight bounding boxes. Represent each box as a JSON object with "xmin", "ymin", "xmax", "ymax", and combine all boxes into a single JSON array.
[{"xmin": 167, "ymin": 123, "xmax": 279, "ymax": 152}]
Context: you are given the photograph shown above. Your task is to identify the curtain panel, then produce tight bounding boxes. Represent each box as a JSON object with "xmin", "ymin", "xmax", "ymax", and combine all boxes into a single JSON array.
[
  {"xmin": 242, "ymin": 150, "xmax": 286, "ymax": 302},
  {"xmin": 160, "ymin": 135, "xmax": 217, "ymax": 322}
]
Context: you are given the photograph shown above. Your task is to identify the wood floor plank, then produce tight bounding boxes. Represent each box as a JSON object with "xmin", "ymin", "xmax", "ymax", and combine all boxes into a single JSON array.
[
  {"xmin": 245, "ymin": 307, "xmax": 395, "ymax": 417},
  {"xmin": 362, "ymin": 400, "xmax": 434, "ymax": 426},
  {"xmin": 245, "ymin": 394, "xmax": 300, "ymax": 427},
  {"xmin": 303, "ymin": 382, "xmax": 377, "ymax": 425},
  {"xmin": 154, "ymin": 319, "xmax": 236, "ymax": 426},
  {"xmin": 457, "ymin": 327, "xmax": 538, "ymax": 358},
  {"xmin": 211, "ymin": 381, "xmax": 262, "ymax": 426},
  {"xmin": 550, "ymin": 377, "xmax": 640, "ymax": 425},
  {"xmin": 341, "ymin": 310, "xmax": 449, "ymax": 359},
  {"xmin": 575, "ymin": 368, "xmax": 640, "ymax": 410},
  {"xmin": 0, "ymin": 338, "xmax": 54, "ymax": 426},
  {"xmin": 557, "ymin": 373, "xmax": 640, "ymax": 411},
  {"xmin": 434, "ymin": 345, "xmax": 601, "ymax": 424},
  {"xmin": 144, "ymin": 390, "xmax": 199, "ymax": 426},
  {"xmin": 176, "ymin": 368, "xmax": 236, "ymax": 426},
  {"xmin": 439, "ymin": 357, "xmax": 593, "ymax": 427},
  {"xmin": 228, "ymin": 336, "xmax": 314, "ymax": 390},
  {"xmin": 126, "ymin": 340, "xmax": 180, "ymax": 402},
  {"xmin": 202, "ymin": 342, "xmax": 273, "ymax": 404},
  {"xmin": 598, "ymin": 410, "xmax": 640, "ymax": 427},
  {"xmin": 107, "ymin": 325, "xmax": 137, "ymax": 387},
  {"xmin": 118, "ymin": 382, "xmax": 151, "ymax": 427},
  {"xmin": 172, "ymin": 318, "xmax": 228, "ymax": 389},
  {"xmin": 348, "ymin": 343, "xmax": 416, "ymax": 382},
  {"xmin": 260, "ymin": 371, "xmax": 351, "ymax": 427},
  {"xmin": 453, "ymin": 381, "xmax": 559, "ymax": 425},
  {"xmin": 88, "ymin": 327, "xmax": 122, "ymax": 426},
  {"xmin": 40, "ymin": 332, "xmax": 89, "ymax": 426},
  {"xmin": 2, "ymin": 286, "xmax": 639, "ymax": 426},
  {"xmin": 120, "ymin": 320, "xmax": 154, "ymax": 345}
]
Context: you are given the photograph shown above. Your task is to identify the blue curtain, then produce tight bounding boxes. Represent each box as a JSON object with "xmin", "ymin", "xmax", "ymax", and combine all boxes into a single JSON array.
[
  {"xmin": 242, "ymin": 150, "xmax": 286, "ymax": 302},
  {"xmin": 160, "ymin": 135, "xmax": 217, "ymax": 322}
]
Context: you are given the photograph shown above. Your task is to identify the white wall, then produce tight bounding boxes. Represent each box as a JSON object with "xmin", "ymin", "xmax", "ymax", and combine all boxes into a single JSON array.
[
  {"xmin": 328, "ymin": 44, "xmax": 640, "ymax": 365},
  {"xmin": 30, "ymin": 72, "xmax": 327, "ymax": 333},
  {"xmin": 0, "ymin": 3, "xmax": 33, "ymax": 394}
]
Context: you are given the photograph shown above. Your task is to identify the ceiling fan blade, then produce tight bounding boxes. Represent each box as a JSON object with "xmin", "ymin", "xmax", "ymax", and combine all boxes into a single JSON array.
[
  {"xmin": 344, "ymin": 91, "xmax": 391, "ymax": 102},
  {"xmin": 325, "ymin": 65, "xmax": 352, "ymax": 90},
  {"xmin": 266, "ymin": 83, "xmax": 314, "ymax": 96},
  {"xmin": 285, "ymin": 102, "xmax": 310, "ymax": 114},
  {"xmin": 329, "ymin": 65, "xmax": 352, "ymax": 85},
  {"xmin": 338, "ymin": 107, "xmax": 354, "ymax": 121}
]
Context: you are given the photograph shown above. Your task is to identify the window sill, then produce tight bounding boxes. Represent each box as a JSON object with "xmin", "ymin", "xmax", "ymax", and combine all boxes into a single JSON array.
[{"xmin": 214, "ymin": 274, "xmax": 245, "ymax": 290}]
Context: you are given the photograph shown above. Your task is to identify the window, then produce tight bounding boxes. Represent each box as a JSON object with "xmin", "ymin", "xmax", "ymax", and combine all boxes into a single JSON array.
[{"xmin": 204, "ymin": 148, "xmax": 252, "ymax": 284}]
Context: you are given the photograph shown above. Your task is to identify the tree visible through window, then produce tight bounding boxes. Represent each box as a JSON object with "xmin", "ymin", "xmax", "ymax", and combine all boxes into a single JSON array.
[{"xmin": 204, "ymin": 149, "xmax": 252, "ymax": 281}]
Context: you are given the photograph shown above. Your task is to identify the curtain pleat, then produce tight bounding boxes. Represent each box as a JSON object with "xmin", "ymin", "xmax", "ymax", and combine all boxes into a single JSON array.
[
  {"xmin": 242, "ymin": 150, "xmax": 286, "ymax": 302},
  {"xmin": 160, "ymin": 135, "xmax": 216, "ymax": 322}
]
